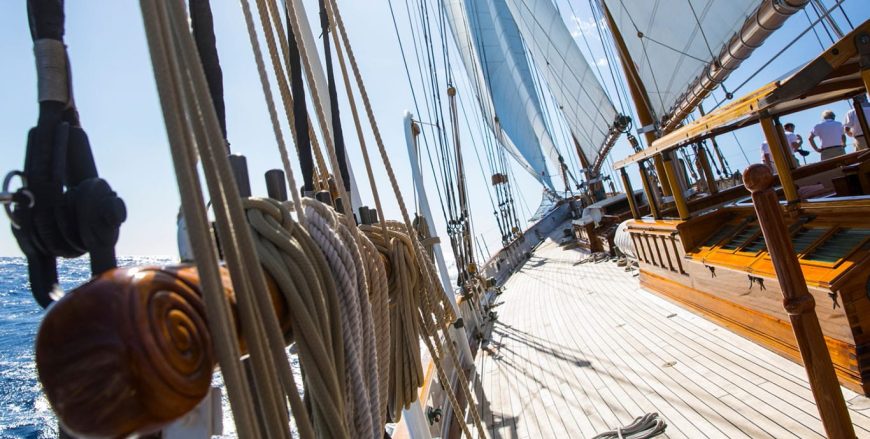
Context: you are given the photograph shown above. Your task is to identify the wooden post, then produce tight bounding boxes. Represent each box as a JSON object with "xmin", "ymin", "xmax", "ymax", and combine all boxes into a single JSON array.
[
  {"xmin": 743, "ymin": 164, "xmax": 855, "ymax": 439},
  {"xmin": 653, "ymin": 155, "xmax": 673, "ymax": 197},
  {"xmin": 620, "ymin": 168, "xmax": 640, "ymax": 220},
  {"xmin": 760, "ymin": 116, "xmax": 799, "ymax": 203},
  {"xmin": 853, "ymin": 95, "xmax": 870, "ymax": 150},
  {"xmin": 662, "ymin": 151, "xmax": 690, "ymax": 220},
  {"xmin": 638, "ymin": 161, "xmax": 660, "ymax": 219},
  {"xmin": 697, "ymin": 145, "xmax": 718, "ymax": 194}
]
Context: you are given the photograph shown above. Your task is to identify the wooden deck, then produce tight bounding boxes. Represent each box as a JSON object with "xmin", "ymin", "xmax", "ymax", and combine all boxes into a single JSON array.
[{"xmin": 473, "ymin": 232, "xmax": 870, "ymax": 438}]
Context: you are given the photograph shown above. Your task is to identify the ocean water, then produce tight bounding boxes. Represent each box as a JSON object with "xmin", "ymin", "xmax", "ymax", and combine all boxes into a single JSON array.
[{"xmin": 0, "ymin": 256, "xmax": 189, "ymax": 438}]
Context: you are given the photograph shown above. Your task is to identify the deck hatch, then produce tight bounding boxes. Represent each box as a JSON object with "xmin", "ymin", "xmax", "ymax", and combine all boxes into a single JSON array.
[
  {"xmin": 720, "ymin": 225, "xmax": 760, "ymax": 251},
  {"xmin": 791, "ymin": 228, "xmax": 827, "ymax": 254},
  {"xmin": 741, "ymin": 234, "xmax": 767, "ymax": 253},
  {"xmin": 804, "ymin": 228, "xmax": 870, "ymax": 263},
  {"xmin": 701, "ymin": 224, "xmax": 737, "ymax": 248}
]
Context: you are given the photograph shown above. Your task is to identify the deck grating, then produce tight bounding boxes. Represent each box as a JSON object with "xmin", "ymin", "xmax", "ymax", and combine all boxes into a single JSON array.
[{"xmin": 473, "ymin": 229, "xmax": 870, "ymax": 439}]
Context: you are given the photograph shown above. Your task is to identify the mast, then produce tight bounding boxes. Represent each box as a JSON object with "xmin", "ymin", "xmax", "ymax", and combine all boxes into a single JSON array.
[
  {"xmin": 600, "ymin": 0, "xmax": 671, "ymax": 211},
  {"xmin": 404, "ymin": 112, "xmax": 475, "ymax": 368}
]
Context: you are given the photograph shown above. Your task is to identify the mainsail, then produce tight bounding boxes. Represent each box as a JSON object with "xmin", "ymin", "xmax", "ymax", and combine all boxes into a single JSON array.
[
  {"xmin": 444, "ymin": 0, "xmax": 559, "ymax": 190},
  {"xmin": 602, "ymin": 0, "xmax": 760, "ymax": 123},
  {"xmin": 502, "ymin": 0, "xmax": 618, "ymax": 172}
]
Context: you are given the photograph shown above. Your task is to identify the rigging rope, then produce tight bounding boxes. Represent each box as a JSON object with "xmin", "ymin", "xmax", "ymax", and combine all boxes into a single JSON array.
[
  {"xmin": 304, "ymin": 199, "xmax": 381, "ymax": 439},
  {"xmin": 322, "ymin": 0, "xmax": 488, "ymax": 435},
  {"xmin": 243, "ymin": 198, "xmax": 351, "ymax": 438},
  {"xmin": 141, "ymin": 1, "xmax": 300, "ymax": 436}
]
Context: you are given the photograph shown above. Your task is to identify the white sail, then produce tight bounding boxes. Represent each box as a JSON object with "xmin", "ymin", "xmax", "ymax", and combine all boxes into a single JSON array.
[
  {"xmin": 602, "ymin": 0, "xmax": 758, "ymax": 120},
  {"xmin": 443, "ymin": 0, "xmax": 559, "ymax": 190},
  {"xmin": 503, "ymin": 0, "xmax": 618, "ymax": 168}
]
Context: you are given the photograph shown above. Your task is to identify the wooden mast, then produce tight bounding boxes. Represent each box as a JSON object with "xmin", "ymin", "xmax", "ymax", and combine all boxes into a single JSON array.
[{"xmin": 600, "ymin": 1, "xmax": 672, "ymax": 215}]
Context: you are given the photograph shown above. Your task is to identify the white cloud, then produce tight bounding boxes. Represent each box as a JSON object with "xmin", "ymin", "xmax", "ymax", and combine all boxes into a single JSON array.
[
  {"xmin": 596, "ymin": 57, "xmax": 608, "ymax": 67},
  {"xmin": 569, "ymin": 15, "xmax": 605, "ymax": 40}
]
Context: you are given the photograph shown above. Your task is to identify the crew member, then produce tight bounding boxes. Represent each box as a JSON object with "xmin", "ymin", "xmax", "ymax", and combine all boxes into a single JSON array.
[
  {"xmin": 844, "ymin": 94, "xmax": 869, "ymax": 151},
  {"xmin": 808, "ymin": 110, "xmax": 846, "ymax": 160}
]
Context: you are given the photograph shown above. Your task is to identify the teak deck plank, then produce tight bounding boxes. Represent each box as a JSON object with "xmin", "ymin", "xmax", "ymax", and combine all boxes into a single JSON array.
[{"xmin": 474, "ymin": 230, "xmax": 870, "ymax": 438}]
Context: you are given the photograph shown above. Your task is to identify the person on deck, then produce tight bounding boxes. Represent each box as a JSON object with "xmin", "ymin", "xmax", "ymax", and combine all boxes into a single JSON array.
[
  {"xmin": 784, "ymin": 123, "xmax": 808, "ymax": 164},
  {"xmin": 808, "ymin": 110, "xmax": 846, "ymax": 160},
  {"xmin": 844, "ymin": 94, "xmax": 869, "ymax": 151},
  {"xmin": 760, "ymin": 141, "xmax": 775, "ymax": 172}
]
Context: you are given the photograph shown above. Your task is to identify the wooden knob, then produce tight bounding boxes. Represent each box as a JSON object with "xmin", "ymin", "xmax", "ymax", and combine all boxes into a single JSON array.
[
  {"xmin": 742, "ymin": 163, "xmax": 775, "ymax": 193},
  {"xmin": 36, "ymin": 266, "xmax": 215, "ymax": 437}
]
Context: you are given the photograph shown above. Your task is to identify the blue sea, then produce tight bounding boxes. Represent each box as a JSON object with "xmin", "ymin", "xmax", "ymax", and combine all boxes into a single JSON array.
[{"xmin": 0, "ymin": 256, "xmax": 176, "ymax": 438}]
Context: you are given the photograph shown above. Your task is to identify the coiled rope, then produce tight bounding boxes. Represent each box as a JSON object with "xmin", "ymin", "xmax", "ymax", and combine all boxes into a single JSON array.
[
  {"xmin": 304, "ymin": 199, "xmax": 381, "ymax": 439},
  {"xmin": 242, "ymin": 197, "xmax": 349, "ymax": 438},
  {"xmin": 238, "ymin": 0, "xmax": 390, "ymax": 435},
  {"xmin": 360, "ymin": 222, "xmax": 425, "ymax": 420},
  {"xmin": 322, "ymin": 0, "xmax": 487, "ymax": 435},
  {"xmin": 591, "ymin": 412, "xmax": 667, "ymax": 439}
]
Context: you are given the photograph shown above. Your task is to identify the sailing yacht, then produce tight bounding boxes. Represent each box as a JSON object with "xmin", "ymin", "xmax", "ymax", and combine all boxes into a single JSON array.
[{"xmin": 3, "ymin": 0, "xmax": 870, "ymax": 438}]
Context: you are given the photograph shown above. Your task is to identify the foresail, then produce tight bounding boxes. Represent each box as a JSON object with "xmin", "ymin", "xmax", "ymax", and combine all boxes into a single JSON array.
[
  {"xmin": 443, "ymin": 0, "xmax": 557, "ymax": 190},
  {"xmin": 503, "ymin": 0, "xmax": 618, "ymax": 170},
  {"xmin": 602, "ymin": 0, "xmax": 757, "ymax": 121}
]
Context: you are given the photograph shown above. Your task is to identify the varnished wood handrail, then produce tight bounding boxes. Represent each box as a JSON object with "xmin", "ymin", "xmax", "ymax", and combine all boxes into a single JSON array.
[{"xmin": 743, "ymin": 164, "xmax": 856, "ymax": 439}]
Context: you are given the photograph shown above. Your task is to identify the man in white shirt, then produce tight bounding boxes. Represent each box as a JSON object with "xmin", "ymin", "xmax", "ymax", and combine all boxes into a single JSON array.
[
  {"xmin": 808, "ymin": 110, "xmax": 846, "ymax": 160},
  {"xmin": 761, "ymin": 123, "xmax": 802, "ymax": 171},
  {"xmin": 783, "ymin": 123, "xmax": 808, "ymax": 164},
  {"xmin": 844, "ymin": 94, "xmax": 869, "ymax": 151}
]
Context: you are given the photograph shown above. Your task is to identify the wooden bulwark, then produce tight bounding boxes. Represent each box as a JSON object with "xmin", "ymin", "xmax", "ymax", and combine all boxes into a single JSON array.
[{"xmin": 474, "ymin": 232, "xmax": 870, "ymax": 438}]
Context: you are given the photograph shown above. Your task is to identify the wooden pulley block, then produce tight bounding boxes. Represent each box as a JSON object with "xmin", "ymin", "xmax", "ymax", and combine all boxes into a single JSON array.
[{"xmin": 35, "ymin": 264, "xmax": 292, "ymax": 438}]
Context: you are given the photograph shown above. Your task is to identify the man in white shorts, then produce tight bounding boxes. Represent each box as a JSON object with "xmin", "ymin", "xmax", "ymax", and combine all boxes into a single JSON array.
[{"xmin": 808, "ymin": 110, "xmax": 846, "ymax": 160}]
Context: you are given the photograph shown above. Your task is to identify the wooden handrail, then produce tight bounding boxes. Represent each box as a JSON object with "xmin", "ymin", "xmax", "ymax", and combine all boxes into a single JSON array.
[{"xmin": 743, "ymin": 164, "xmax": 855, "ymax": 438}]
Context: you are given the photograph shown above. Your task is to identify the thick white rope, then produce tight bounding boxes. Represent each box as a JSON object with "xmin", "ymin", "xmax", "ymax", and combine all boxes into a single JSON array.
[
  {"xmin": 243, "ymin": 198, "xmax": 350, "ymax": 438},
  {"xmin": 304, "ymin": 199, "xmax": 380, "ymax": 438},
  {"xmin": 356, "ymin": 229, "xmax": 391, "ymax": 428}
]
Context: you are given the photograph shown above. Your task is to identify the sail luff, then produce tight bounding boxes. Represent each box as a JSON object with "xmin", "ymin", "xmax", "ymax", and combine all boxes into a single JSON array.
[{"xmin": 482, "ymin": 0, "xmax": 565, "ymax": 174}]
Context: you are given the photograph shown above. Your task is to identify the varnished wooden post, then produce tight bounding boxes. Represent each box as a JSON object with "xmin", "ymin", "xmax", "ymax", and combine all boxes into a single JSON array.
[
  {"xmin": 743, "ymin": 164, "xmax": 855, "ymax": 439},
  {"xmin": 662, "ymin": 151, "xmax": 690, "ymax": 220},
  {"xmin": 620, "ymin": 168, "xmax": 640, "ymax": 220},
  {"xmin": 638, "ymin": 160, "xmax": 661, "ymax": 219},
  {"xmin": 760, "ymin": 116, "xmax": 799, "ymax": 203},
  {"xmin": 697, "ymin": 145, "xmax": 718, "ymax": 194},
  {"xmin": 653, "ymin": 155, "xmax": 673, "ymax": 197}
]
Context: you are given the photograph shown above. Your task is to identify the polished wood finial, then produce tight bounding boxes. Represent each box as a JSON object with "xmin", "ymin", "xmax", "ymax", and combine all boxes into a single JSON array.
[
  {"xmin": 35, "ymin": 265, "xmax": 293, "ymax": 438},
  {"xmin": 742, "ymin": 163, "xmax": 775, "ymax": 194}
]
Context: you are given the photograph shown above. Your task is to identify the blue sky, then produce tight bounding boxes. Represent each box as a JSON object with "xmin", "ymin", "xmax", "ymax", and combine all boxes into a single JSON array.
[{"xmin": 0, "ymin": 0, "xmax": 867, "ymax": 267}]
